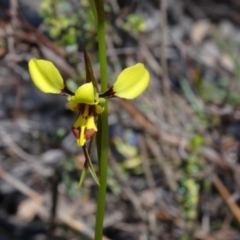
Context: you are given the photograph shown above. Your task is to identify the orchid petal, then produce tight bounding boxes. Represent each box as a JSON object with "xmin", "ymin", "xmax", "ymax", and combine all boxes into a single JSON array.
[
  {"xmin": 72, "ymin": 105, "xmax": 97, "ymax": 146},
  {"xmin": 67, "ymin": 102, "xmax": 80, "ymax": 111},
  {"xmin": 68, "ymin": 82, "xmax": 98, "ymax": 104},
  {"xmin": 29, "ymin": 58, "xmax": 64, "ymax": 94},
  {"xmin": 113, "ymin": 63, "xmax": 150, "ymax": 99}
]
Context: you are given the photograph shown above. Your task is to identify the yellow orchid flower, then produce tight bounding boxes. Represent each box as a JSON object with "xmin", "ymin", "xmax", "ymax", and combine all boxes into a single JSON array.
[{"xmin": 28, "ymin": 58, "xmax": 150, "ymax": 146}]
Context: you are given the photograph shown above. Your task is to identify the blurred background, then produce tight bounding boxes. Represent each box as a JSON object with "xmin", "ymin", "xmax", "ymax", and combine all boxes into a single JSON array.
[{"xmin": 1, "ymin": 0, "xmax": 240, "ymax": 239}]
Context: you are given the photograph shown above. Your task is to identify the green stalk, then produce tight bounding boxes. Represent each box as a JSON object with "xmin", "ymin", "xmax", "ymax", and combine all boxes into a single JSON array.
[{"xmin": 94, "ymin": 0, "xmax": 108, "ymax": 239}]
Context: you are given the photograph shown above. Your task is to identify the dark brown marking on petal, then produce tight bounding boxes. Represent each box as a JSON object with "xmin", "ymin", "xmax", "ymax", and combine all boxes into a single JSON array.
[
  {"xmin": 85, "ymin": 128, "xmax": 96, "ymax": 140},
  {"xmin": 92, "ymin": 105, "xmax": 99, "ymax": 116},
  {"xmin": 80, "ymin": 104, "xmax": 86, "ymax": 115},
  {"xmin": 61, "ymin": 87, "xmax": 74, "ymax": 96},
  {"xmin": 99, "ymin": 86, "xmax": 115, "ymax": 98},
  {"xmin": 89, "ymin": 105, "xmax": 94, "ymax": 116},
  {"xmin": 72, "ymin": 127, "xmax": 80, "ymax": 139}
]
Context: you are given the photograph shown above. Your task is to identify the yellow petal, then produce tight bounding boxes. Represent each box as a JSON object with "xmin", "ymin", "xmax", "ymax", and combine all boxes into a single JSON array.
[
  {"xmin": 68, "ymin": 82, "xmax": 98, "ymax": 105},
  {"xmin": 95, "ymin": 104, "xmax": 104, "ymax": 114},
  {"xmin": 67, "ymin": 102, "xmax": 80, "ymax": 111},
  {"xmin": 113, "ymin": 63, "xmax": 150, "ymax": 99},
  {"xmin": 29, "ymin": 58, "xmax": 64, "ymax": 94},
  {"xmin": 72, "ymin": 105, "xmax": 97, "ymax": 146}
]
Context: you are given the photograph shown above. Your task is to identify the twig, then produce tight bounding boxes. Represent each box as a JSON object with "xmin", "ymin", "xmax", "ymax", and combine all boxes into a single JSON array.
[
  {"xmin": 109, "ymin": 152, "xmax": 147, "ymax": 221},
  {"xmin": 0, "ymin": 128, "xmax": 52, "ymax": 176},
  {"xmin": 212, "ymin": 174, "xmax": 240, "ymax": 224},
  {"xmin": 106, "ymin": 35, "xmax": 122, "ymax": 75},
  {"xmin": 146, "ymin": 136, "xmax": 177, "ymax": 191},
  {"xmin": 160, "ymin": 0, "xmax": 169, "ymax": 95},
  {"xmin": 0, "ymin": 165, "xmax": 109, "ymax": 240},
  {"xmin": 138, "ymin": 135, "xmax": 156, "ymax": 189},
  {"xmin": 7, "ymin": 0, "xmax": 21, "ymax": 119},
  {"xmin": 113, "ymin": 98, "xmax": 229, "ymax": 171},
  {"xmin": 48, "ymin": 168, "xmax": 61, "ymax": 236},
  {"xmin": 0, "ymin": 166, "xmax": 43, "ymax": 203},
  {"xmin": 139, "ymin": 43, "xmax": 162, "ymax": 76},
  {"xmin": 160, "ymin": 0, "xmax": 174, "ymax": 125}
]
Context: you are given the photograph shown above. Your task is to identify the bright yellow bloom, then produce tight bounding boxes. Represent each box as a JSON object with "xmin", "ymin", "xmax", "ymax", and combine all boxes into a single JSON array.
[
  {"xmin": 71, "ymin": 104, "xmax": 99, "ymax": 146},
  {"xmin": 29, "ymin": 59, "xmax": 65, "ymax": 94},
  {"xmin": 28, "ymin": 58, "xmax": 149, "ymax": 146},
  {"xmin": 112, "ymin": 63, "xmax": 149, "ymax": 99}
]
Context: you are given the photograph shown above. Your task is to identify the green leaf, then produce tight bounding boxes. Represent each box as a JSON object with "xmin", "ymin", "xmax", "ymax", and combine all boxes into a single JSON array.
[
  {"xmin": 89, "ymin": 0, "xmax": 98, "ymax": 25},
  {"xmin": 190, "ymin": 134, "xmax": 204, "ymax": 150},
  {"xmin": 88, "ymin": 162, "xmax": 100, "ymax": 186},
  {"xmin": 83, "ymin": 145, "xmax": 100, "ymax": 186},
  {"xmin": 79, "ymin": 167, "xmax": 88, "ymax": 188}
]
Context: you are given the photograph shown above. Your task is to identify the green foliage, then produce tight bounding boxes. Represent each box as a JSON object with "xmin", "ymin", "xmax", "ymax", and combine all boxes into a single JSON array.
[
  {"xmin": 122, "ymin": 13, "xmax": 145, "ymax": 36},
  {"xmin": 197, "ymin": 32, "xmax": 240, "ymax": 107},
  {"xmin": 181, "ymin": 79, "xmax": 208, "ymax": 127},
  {"xmin": 189, "ymin": 134, "xmax": 204, "ymax": 151},
  {"xmin": 213, "ymin": 32, "xmax": 240, "ymax": 84},
  {"xmin": 111, "ymin": 135, "xmax": 143, "ymax": 174},
  {"xmin": 183, "ymin": 31, "xmax": 240, "ymax": 110},
  {"xmin": 179, "ymin": 179, "xmax": 199, "ymax": 220},
  {"xmin": 39, "ymin": 0, "xmax": 96, "ymax": 50},
  {"xmin": 199, "ymin": 80, "xmax": 227, "ymax": 103},
  {"xmin": 178, "ymin": 134, "xmax": 205, "ymax": 232},
  {"xmin": 199, "ymin": 79, "xmax": 240, "ymax": 106}
]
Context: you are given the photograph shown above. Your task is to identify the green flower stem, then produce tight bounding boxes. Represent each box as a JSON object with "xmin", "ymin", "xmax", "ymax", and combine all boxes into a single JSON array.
[{"xmin": 94, "ymin": 0, "xmax": 108, "ymax": 240}]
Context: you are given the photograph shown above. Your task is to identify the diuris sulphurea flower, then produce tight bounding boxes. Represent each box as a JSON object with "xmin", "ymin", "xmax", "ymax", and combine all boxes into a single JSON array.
[{"xmin": 28, "ymin": 58, "xmax": 150, "ymax": 147}]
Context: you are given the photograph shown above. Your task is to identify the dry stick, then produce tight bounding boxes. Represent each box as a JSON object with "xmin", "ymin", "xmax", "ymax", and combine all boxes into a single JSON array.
[
  {"xmin": 11, "ymin": 16, "xmax": 76, "ymax": 76},
  {"xmin": 212, "ymin": 174, "xmax": 240, "ymax": 224},
  {"xmin": 20, "ymin": 19, "xmax": 66, "ymax": 58},
  {"xmin": 8, "ymin": 0, "xmax": 21, "ymax": 119},
  {"xmin": 109, "ymin": 153, "xmax": 147, "ymax": 222},
  {"xmin": 106, "ymin": 35, "xmax": 122, "ymax": 75},
  {"xmin": 139, "ymin": 135, "xmax": 158, "ymax": 236},
  {"xmin": 0, "ymin": 166, "xmax": 109, "ymax": 240},
  {"xmin": 49, "ymin": 169, "xmax": 61, "ymax": 236},
  {"xmin": 160, "ymin": 0, "xmax": 169, "ymax": 95},
  {"xmin": 114, "ymin": 99, "xmax": 240, "ymax": 220},
  {"xmin": 139, "ymin": 44, "xmax": 162, "ymax": 76},
  {"xmin": 143, "ymin": 136, "xmax": 180, "ymax": 225},
  {"xmin": 146, "ymin": 136, "xmax": 177, "ymax": 192},
  {"xmin": 0, "ymin": 166, "xmax": 43, "ymax": 204},
  {"xmin": 6, "ymin": 24, "xmax": 21, "ymax": 119},
  {"xmin": 114, "ymin": 100, "xmax": 240, "ymax": 223},
  {"xmin": 160, "ymin": 0, "xmax": 174, "ymax": 126},
  {"xmin": 113, "ymin": 98, "xmax": 228, "ymax": 170},
  {"xmin": 130, "ymin": 92, "xmax": 240, "ymax": 212},
  {"xmin": 138, "ymin": 135, "xmax": 156, "ymax": 189},
  {"xmin": 0, "ymin": 128, "xmax": 110, "ymax": 236},
  {"xmin": 106, "ymin": 47, "xmax": 137, "ymax": 56},
  {"xmin": 0, "ymin": 128, "xmax": 51, "ymax": 176}
]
